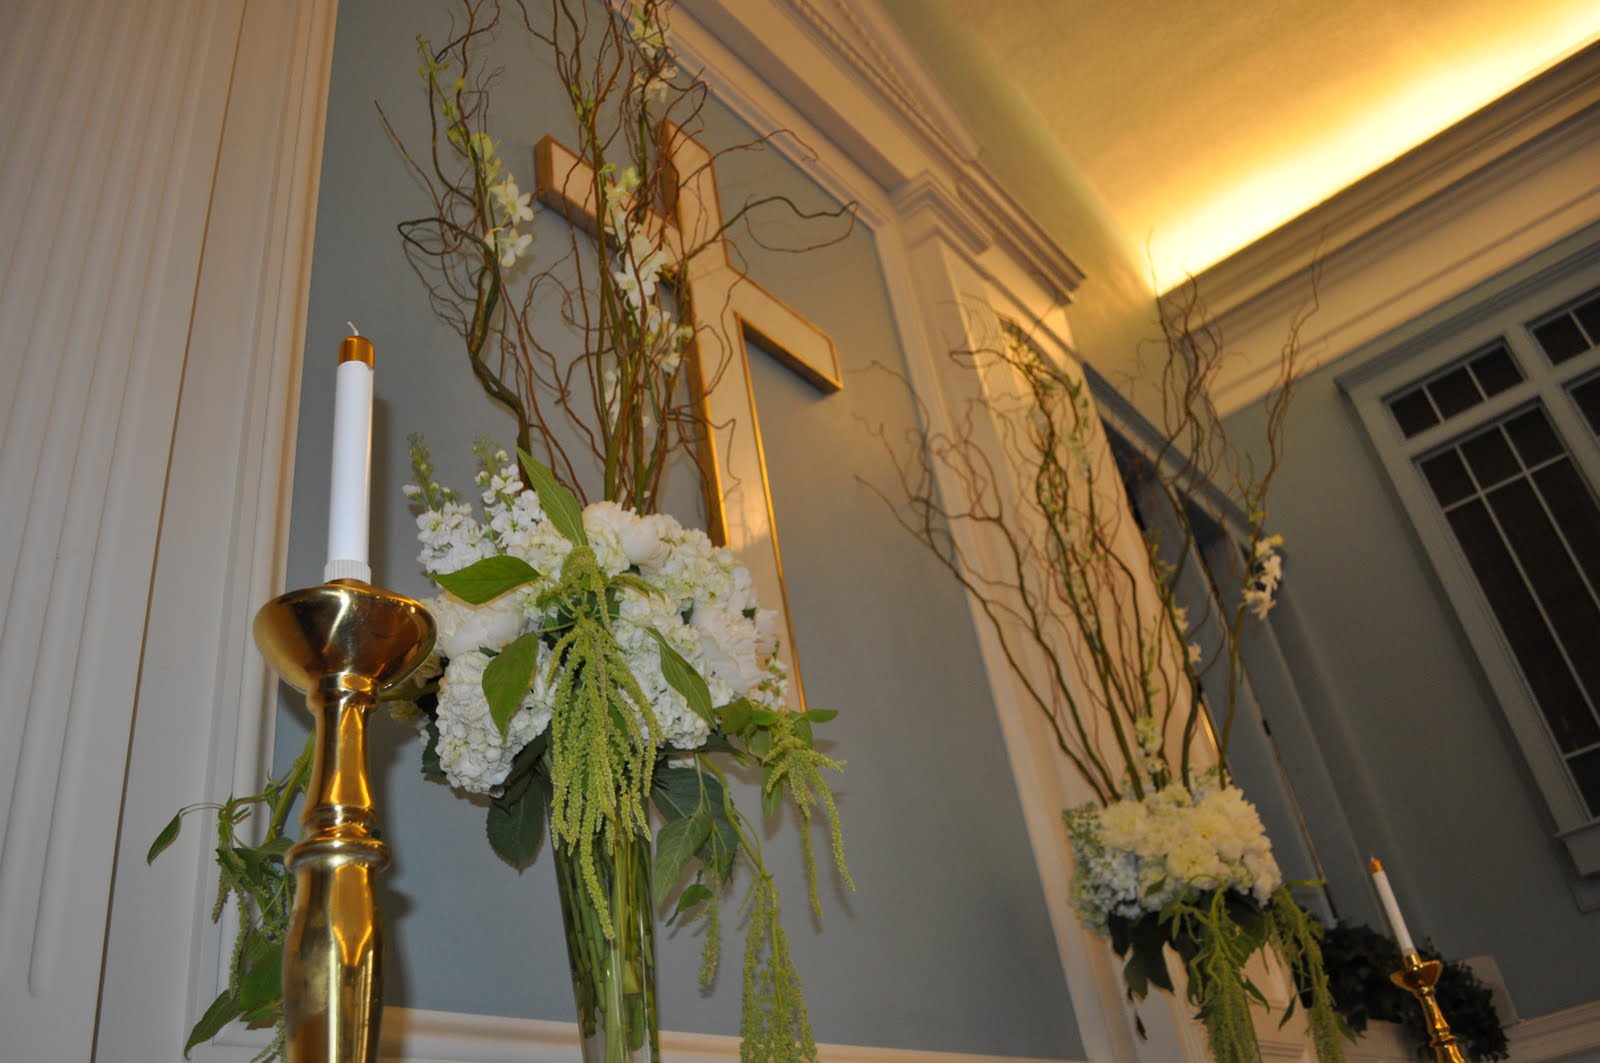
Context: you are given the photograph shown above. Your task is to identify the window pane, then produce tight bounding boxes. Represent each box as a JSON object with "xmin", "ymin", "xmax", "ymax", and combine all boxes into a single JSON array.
[
  {"xmin": 1533, "ymin": 314, "xmax": 1591, "ymax": 365},
  {"xmin": 1488, "ymin": 478, "xmax": 1600, "ymax": 710},
  {"xmin": 1572, "ymin": 375, "xmax": 1600, "ymax": 436},
  {"xmin": 1446, "ymin": 499, "xmax": 1600, "ymax": 751},
  {"xmin": 1532, "ymin": 460, "xmax": 1600, "ymax": 596},
  {"xmin": 1459, "ymin": 427, "xmax": 1520, "ymax": 488},
  {"xmin": 1567, "ymin": 747, "xmax": 1600, "ymax": 818},
  {"xmin": 1420, "ymin": 449, "xmax": 1475, "ymax": 507},
  {"xmin": 1505, "ymin": 407, "xmax": 1562, "ymax": 466},
  {"xmin": 1575, "ymin": 296, "xmax": 1600, "ymax": 348},
  {"xmin": 1389, "ymin": 387, "xmax": 1439, "ymax": 437},
  {"xmin": 1427, "ymin": 366, "xmax": 1484, "ymax": 418},
  {"xmin": 1470, "ymin": 344, "xmax": 1522, "ymax": 396}
]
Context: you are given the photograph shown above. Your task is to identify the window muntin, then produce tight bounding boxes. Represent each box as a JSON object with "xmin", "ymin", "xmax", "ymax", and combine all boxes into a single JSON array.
[{"xmin": 1385, "ymin": 342, "xmax": 1524, "ymax": 439}]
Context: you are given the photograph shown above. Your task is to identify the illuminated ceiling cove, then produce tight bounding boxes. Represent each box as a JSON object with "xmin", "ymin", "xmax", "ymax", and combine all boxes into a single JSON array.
[{"xmin": 937, "ymin": 0, "xmax": 1600, "ymax": 290}]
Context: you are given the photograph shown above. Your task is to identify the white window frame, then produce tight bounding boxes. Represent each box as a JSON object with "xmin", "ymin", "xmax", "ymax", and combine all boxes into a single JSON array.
[{"xmin": 1341, "ymin": 231, "xmax": 1600, "ymax": 877}]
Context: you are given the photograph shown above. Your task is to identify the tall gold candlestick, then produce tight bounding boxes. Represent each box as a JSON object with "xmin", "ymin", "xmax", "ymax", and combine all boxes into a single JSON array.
[
  {"xmin": 1391, "ymin": 952, "xmax": 1468, "ymax": 1063},
  {"xmin": 254, "ymin": 580, "xmax": 434, "ymax": 1063}
]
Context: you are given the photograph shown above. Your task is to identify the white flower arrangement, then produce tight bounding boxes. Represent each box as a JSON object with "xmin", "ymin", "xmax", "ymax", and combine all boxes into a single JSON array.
[
  {"xmin": 404, "ymin": 439, "xmax": 788, "ymax": 795},
  {"xmin": 1066, "ymin": 782, "xmax": 1283, "ymax": 935}
]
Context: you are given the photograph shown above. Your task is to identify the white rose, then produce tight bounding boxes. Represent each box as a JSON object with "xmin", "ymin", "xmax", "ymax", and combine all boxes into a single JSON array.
[
  {"xmin": 620, "ymin": 512, "xmax": 673, "ymax": 569},
  {"xmin": 428, "ymin": 591, "xmax": 527, "ymax": 659}
]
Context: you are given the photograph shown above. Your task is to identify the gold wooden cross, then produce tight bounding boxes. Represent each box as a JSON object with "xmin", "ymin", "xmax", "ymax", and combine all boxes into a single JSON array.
[{"xmin": 534, "ymin": 128, "xmax": 842, "ymax": 709}]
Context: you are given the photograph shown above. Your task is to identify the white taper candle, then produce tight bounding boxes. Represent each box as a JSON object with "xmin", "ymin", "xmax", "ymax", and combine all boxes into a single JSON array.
[
  {"xmin": 325, "ymin": 335, "xmax": 375, "ymax": 584},
  {"xmin": 1368, "ymin": 857, "xmax": 1416, "ymax": 954}
]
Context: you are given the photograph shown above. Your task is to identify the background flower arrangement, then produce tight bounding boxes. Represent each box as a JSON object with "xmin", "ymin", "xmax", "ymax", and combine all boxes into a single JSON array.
[{"xmin": 871, "ymin": 290, "xmax": 1345, "ymax": 1063}]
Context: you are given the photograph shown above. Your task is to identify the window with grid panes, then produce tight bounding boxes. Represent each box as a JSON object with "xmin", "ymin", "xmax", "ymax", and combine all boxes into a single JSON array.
[{"xmin": 1345, "ymin": 255, "xmax": 1600, "ymax": 875}]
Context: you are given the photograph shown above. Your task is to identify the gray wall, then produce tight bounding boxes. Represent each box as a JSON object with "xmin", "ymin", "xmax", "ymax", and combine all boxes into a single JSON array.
[
  {"xmin": 1225, "ymin": 281, "xmax": 1600, "ymax": 1019},
  {"xmin": 274, "ymin": 1, "xmax": 1082, "ymax": 1056}
]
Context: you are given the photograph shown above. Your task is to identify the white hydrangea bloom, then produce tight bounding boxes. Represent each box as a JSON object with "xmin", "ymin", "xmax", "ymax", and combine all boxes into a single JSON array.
[{"xmin": 433, "ymin": 649, "xmax": 556, "ymax": 794}]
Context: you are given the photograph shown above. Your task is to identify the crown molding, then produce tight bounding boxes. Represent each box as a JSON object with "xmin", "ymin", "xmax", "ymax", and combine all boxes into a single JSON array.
[
  {"xmin": 677, "ymin": 0, "xmax": 1083, "ymax": 303},
  {"xmin": 1189, "ymin": 39, "xmax": 1600, "ymax": 322}
]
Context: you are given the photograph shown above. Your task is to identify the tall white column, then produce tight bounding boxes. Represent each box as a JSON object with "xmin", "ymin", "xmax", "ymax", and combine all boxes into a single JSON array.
[{"xmin": 0, "ymin": 2, "xmax": 335, "ymax": 1059}]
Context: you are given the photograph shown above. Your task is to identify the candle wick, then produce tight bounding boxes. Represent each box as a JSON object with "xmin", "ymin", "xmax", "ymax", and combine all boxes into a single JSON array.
[{"xmin": 347, "ymin": 321, "xmax": 361, "ymax": 337}]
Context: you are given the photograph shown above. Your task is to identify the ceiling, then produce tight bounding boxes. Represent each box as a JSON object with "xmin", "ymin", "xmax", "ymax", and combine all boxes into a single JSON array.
[{"xmin": 934, "ymin": 0, "xmax": 1600, "ymax": 291}]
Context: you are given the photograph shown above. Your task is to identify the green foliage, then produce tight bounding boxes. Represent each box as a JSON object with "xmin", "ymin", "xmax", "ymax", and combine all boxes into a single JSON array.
[
  {"xmin": 482, "ymin": 630, "xmax": 545, "ymax": 734},
  {"xmin": 431, "ymin": 554, "xmax": 541, "ymax": 603},
  {"xmin": 740, "ymin": 871, "xmax": 816, "ymax": 1063},
  {"xmin": 758, "ymin": 711, "xmax": 853, "ymax": 917},
  {"xmin": 518, "ymin": 448, "xmax": 587, "ymax": 546},
  {"xmin": 485, "ymin": 733, "xmax": 550, "ymax": 868},
  {"xmin": 1314, "ymin": 921, "xmax": 1508, "ymax": 1062},
  {"xmin": 1267, "ymin": 889, "xmax": 1349, "ymax": 1063},
  {"xmin": 648, "ymin": 627, "xmax": 714, "ymax": 723},
  {"xmin": 1108, "ymin": 886, "xmax": 1350, "ymax": 1063},
  {"xmin": 150, "ymin": 736, "xmax": 312, "ymax": 1062},
  {"xmin": 545, "ymin": 543, "xmax": 659, "ymax": 939}
]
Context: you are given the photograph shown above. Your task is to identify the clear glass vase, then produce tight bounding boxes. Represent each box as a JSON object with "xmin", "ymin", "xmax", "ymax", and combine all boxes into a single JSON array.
[{"xmin": 552, "ymin": 825, "xmax": 661, "ymax": 1063}]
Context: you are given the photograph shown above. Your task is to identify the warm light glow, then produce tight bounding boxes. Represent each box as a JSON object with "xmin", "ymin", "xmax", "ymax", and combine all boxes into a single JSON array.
[{"xmin": 1150, "ymin": 19, "xmax": 1600, "ymax": 291}]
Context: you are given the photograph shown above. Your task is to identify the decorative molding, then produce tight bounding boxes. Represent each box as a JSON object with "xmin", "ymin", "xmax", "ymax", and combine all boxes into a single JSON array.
[
  {"xmin": 1192, "ymin": 38, "xmax": 1600, "ymax": 322},
  {"xmin": 374, "ymin": 1007, "xmax": 1082, "ymax": 1063},
  {"xmin": 678, "ymin": 0, "xmax": 1084, "ymax": 303},
  {"xmin": 1193, "ymin": 42, "xmax": 1600, "ymax": 417},
  {"xmin": 1507, "ymin": 997, "xmax": 1600, "ymax": 1062}
]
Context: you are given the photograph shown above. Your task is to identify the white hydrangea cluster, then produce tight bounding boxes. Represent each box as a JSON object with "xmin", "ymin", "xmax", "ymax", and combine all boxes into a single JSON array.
[
  {"xmin": 432, "ymin": 648, "xmax": 556, "ymax": 793},
  {"xmin": 1067, "ymin": 782, "xmax": 1282, "ymax": 933},
  {"xmin": 405, "ymin": 448, "xmax": 787, "ymax": 794}
]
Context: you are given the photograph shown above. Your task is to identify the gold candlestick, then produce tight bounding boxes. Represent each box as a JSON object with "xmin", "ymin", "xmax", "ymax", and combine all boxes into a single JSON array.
[
  {"xmin": 1391, "ymin": 952, "xmax": 1468, "ymax": 1063},
  {"xmin": 254, "ymin": 580, "xmax": 435, "ymax": 1063}
]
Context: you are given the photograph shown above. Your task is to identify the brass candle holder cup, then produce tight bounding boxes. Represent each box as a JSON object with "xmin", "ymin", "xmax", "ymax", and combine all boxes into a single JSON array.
[
  {"xmin": 1391, "ymin": 952, "xmax": 1468, "ymax": 1063},
  {"xmin": 253, "ymin": 580, "xmax": 435, "ymax": 1063}
]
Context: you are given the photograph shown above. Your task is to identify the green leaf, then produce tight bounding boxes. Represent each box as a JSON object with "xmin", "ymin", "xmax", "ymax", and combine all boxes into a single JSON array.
[
  {"xmin": 421, "ymin": 720, "xmax": 446, "ymax": 779},
  {"xmin": 432, "ymin": 554, "xmax": 540, "ymax": 604},
  {"xmin": 147, "ymin": 812, "xmax": 182, "ymax": 864},
  {"xmin": 760, "ymin": 771, "xmax": 782, "ymax": 820},
  {"xmin": 257, "ymin": 835, "xmax": 293, "ymax": 859},
  {"xmin": 518, "ymin": 448, "xmax": 587, "ymax": 546},
  {"xmin": 486, "ymin": 775, "xmax": 546, "ymax": 868},
  {"xmin": 184, "ymin": 988, "xmax": 243, "ymax": 1058},
  {"xmin": 717, "ymin": 697, "xmax": 753, "ymax": 735},
  {"xmin": 654, "ymin": 809, "xmax": 710, "ymax": 906},
  {"xmin": 646, "ymin": 628, "xmax": 713, "ymax": 723},
  {"xmin": 749, "ymin": 728, "xmax": 772, "ymax": 760},
  {"xmin": 482, "ymin": 631, "xmax": 544, "ymax": 735},
  {"xmin": 652, "ymin": 766, "xmax": 700, "ymax": 822},
  {"xmin": 236, "ymin": 935, "xmax": 283, "ymax": 1014},
  {"xmin": 794, "ymin": 716, "xmax": 814, "ymax": 745},
  {"xmin": 671, "ymin": 882, "xmax": 714, "ymax": 922},
  {"xmin": 652, "ymin": 767, "xmax": 737, "ymax": 880},
  {"xmin": 803, "ymin": 708, "xmax": 839, "ymax": 724},
  {"xmin": 702, "ymin": 784, "xmax": 739, "ymax": 880}
]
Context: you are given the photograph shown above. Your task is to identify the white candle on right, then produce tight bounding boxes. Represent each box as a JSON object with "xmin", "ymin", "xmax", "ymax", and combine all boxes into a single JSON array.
[{"xmin": 1369, "ymin": 857, "xmax": 1416, "ymax": 955}]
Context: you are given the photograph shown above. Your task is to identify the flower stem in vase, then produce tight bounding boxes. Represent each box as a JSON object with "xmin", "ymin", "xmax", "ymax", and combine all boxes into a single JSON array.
[{"xmin": 554, "ymin": 824, "xmax": 661, "ymax": 1063}]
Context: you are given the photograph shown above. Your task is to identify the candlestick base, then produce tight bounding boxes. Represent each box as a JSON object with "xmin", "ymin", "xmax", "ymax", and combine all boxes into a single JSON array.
[
  {"xmin": 254, "ymin": 579, "xmax": 434, "ymax": 1063},
  {"xmin": 1391, "ymin": 952, "xmax": 1468, "ymax": 1063}
]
